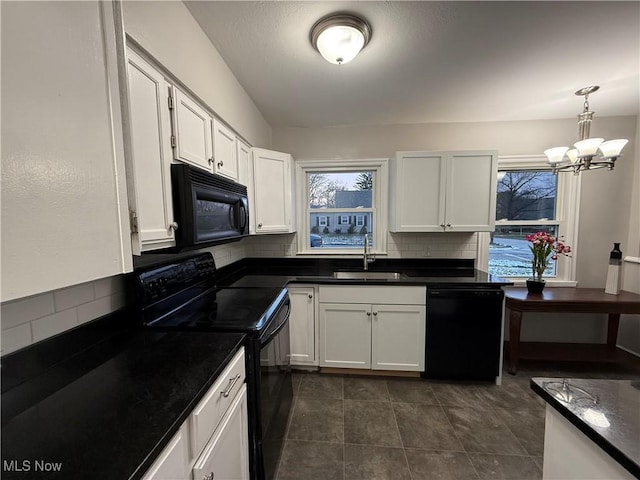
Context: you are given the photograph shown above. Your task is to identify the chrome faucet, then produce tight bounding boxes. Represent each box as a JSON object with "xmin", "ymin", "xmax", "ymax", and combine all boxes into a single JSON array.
[{"xmin": 363, "ymin": 233, "xmax": 376, "ymax": 270}]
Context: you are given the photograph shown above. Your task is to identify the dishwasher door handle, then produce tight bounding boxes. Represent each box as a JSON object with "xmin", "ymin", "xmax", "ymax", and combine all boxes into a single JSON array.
[{"xmin": 428, "ymin": 289, "xmax": 504, "ymax": 298}]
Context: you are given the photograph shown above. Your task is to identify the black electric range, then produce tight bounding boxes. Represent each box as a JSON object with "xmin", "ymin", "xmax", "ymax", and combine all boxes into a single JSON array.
[{"xmin": 132, "ymin": 253, "xmax": 292, "ymax": 480}]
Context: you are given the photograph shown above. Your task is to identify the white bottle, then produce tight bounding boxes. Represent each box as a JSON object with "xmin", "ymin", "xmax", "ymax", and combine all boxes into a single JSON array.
[{"xmin": 604, "ymin": 243, "xmax": 622, "ymax": 295}]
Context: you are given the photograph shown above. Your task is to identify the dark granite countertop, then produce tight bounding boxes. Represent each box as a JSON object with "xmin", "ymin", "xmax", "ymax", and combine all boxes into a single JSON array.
[
  {"xmin": 1, "ymin": 312, "xmax": 245, "ymax": 480},
  {"xmin": 530, "ymin": 377, "xmax": 640, "ymax": 479},
  {"xmin": 218, "ymin": 257, "xmax": 511, "ymax": 288}
]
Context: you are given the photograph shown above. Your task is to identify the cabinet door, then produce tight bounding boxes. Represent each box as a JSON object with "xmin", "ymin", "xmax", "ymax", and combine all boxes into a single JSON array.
[
  {"xmin": 170, "ymin": 87, "xmax": 213, "ymax": 172},
  {"xmin": 390, "ymin": 152, "xmax": 446, "ymax": 232},
  {"xmin": 371, "ymin": 304, "xmax": 426, "ymax": 371},
  {"xmin": 2, "ymin": 1, "xmax": 132, "ymax": 301},
  {"xmin": 126, "ymin": 49, "xmax": 176, "ymax": 254},
  {"xmin": 319, "ymin": 303, "xmax": 371, "ymax": 369},
  {"xmin": 251, "ymin": 148, "xmax": 293, "ymax": 234},
  {"xmin": 444, "ymin": 151, "xmax": 497, "ymax": 232},
  {"xmin": 193, "ymin": 385, "xmax": 250, "ymax": 480},
  {"xmin": 289, "ymin": 286, "xmax": 317, "ymax": 366},
  {"xmin": 142, "ymin": 423, "xmax": 190, "ymax": 480},
  {"xmin": 213, "ymin": 118, "xmax": 238, "ymax": 180},
  {"xmin": 236, "ymin": 137, "xmax": 252, "ymax": 188}
]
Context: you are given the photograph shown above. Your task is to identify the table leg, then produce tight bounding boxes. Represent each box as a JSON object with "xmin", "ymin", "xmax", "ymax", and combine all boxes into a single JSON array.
[
  {"xmin": 508, "ymin": 309, "xmax": 523, "ymax": 375},
  {"xmin": 607, "ymin": 313, "xmax": 620, "ymax": 350}
]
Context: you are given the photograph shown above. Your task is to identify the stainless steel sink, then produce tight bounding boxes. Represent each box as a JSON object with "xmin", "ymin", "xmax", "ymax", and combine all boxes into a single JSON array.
[{"xmin": 332, "ymin": 271, "xmax": 406, "ymax": 280}]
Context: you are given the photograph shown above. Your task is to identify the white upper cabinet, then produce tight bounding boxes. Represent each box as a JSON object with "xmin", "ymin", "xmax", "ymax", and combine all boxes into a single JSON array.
[
  {"xmin": 1, "ymin": 1, "xmax": 132, "ymax": 301},
  {"xmin": 445, "ymin": 152, "xmax": 498, "ymax": 232},
  {"xmin": 236, "ymin": 137, "xmax": 252, "ymax": 188},
  {"xmin": 212, "ymin": 119, "xmax": 239, "ymax": 181},
  {"xmin": 125, "ymin": 48, "xmax": 176, "ymax": 254},
  {"xmin": 250, "ymin": 148, "xmax": 294, "ymax": 234},
  {"xmin": 390, "ymin": 150, "xmax": 498, "ymax": 232},
  {"xmin": 170, "ymin": 87, "xmax": 213, "ymax": 172}
]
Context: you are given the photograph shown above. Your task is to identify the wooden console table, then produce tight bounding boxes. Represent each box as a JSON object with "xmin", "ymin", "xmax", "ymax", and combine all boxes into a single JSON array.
[{"xmin": 504, "ymin": 287, "xmax": 640, "ymax": 374}]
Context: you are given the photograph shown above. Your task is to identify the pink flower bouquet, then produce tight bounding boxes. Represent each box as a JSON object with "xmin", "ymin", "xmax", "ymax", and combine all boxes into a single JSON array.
[{"xmin": 526, "ymin": 232, "xmax": 572, "ymax": 281}]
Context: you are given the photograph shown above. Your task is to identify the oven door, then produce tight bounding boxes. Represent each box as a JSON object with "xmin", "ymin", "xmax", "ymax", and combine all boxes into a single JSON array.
[{"xmin": 258, "ymin": 297, "xmax": 292, "ymax": 480}]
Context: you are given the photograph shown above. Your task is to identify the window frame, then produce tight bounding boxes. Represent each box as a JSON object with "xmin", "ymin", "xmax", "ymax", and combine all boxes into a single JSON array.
[
  {"xmin": 295, "ymin": 158, "xmax": 389, "ymax": 255},
  {"xmin": 476, "ymin": 155, "xmax": 581, "ymax": 286}
]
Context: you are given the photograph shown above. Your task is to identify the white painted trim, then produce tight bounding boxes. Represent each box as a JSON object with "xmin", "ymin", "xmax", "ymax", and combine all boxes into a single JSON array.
[
  {"xmin": 623, "ymin": 256, "xmax": 640, "ymax": 264},
  {"xmin": 295, "ymin": 158, "xmax": 389, "ymax": 255},
  {"xmin": 616, "ymin": 344, "xmax": 640, "ymax": 358},
  {"xmin": 492, "ymin": 154, "xmax": 581, "ymax": 283},
  {"xmin": 102, "ymin": 1, "xmax": 133, "ymax": 272}
]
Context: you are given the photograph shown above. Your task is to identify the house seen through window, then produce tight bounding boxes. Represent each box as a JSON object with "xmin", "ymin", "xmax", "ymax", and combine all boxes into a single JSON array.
[{"xmin": 308, "ymin": 171, "xmax": 374, "ymax": 249}]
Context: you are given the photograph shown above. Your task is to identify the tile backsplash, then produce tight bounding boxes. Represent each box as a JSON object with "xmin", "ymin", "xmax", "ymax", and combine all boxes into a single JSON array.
[
  {"xmin": 1, "ymin": 233, "xmax": 475, "ymax": 356},
  {"xmin": 1, "ymin": 276, "xmax": 126, "ymax": 356},
  {"xmin": 244, "ymin": 232, "xmax": 478, "ymax": 259}
]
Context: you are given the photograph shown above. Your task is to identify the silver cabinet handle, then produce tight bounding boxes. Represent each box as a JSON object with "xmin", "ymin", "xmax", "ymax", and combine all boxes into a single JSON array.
[
  {"xmin": 220, "ymin": 374, "xmax": 241, "ymax": 398},
  {"xmin": 217, "ymin": 160, "xmax": 224, "ymax": 168},
  {"xmin": 308, "ymin": 294, "xmax": 313, "ymax": 299},
  {"xmin": 366, "ymin": 311, "xmax": 371, "ymax": 316},
  {"xmin": 169, "ymin": 222, "xmax": 178, "ymax": 231},
  {"xmin": 203, "ymin": 473, "xmax": 214, "ymax": 480},
  {"xmin": 373, "ymin": 311, "xmax": 378, "ymax": 316},
  {"xmin": 258, "ymin": 223, "xmax": 263, "ymax": 228},
  {"xmin": 446, "ymin": 223, "xmax": 452, "ymax": 227},
  {"xmin": 208, "ymin": 157, "xmax": 214, "ymax": 165},
  {"xmin": 440, "ymin": 223, "xmax": 445, "ymax": 228}
]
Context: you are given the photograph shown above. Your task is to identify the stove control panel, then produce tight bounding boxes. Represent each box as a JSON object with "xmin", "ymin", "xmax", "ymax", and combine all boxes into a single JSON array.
[{"xmin": 137, "ymin": 253, "xmax": 217, "ymax": 303}]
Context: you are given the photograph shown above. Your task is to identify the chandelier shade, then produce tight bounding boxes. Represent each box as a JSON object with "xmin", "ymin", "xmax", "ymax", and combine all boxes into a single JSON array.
[{"xmin": 544, "ymin": 86, "xmax": 628, "ymax": 174}]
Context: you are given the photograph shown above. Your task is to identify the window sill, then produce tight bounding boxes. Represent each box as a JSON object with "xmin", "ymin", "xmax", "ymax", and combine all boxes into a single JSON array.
[
  {"xmin": 297, "ymin": 250, "xmax": 388, "ymax": 256},
  {"xmin": 624, "ymin": 256, "xmax": 640, "ymax": 264},
  {"xmin": 507, "ymin": 279, "xmax": 578, "ymax": 288}
]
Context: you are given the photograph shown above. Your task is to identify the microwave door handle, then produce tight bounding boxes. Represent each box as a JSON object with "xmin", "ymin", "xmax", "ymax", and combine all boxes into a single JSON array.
[
  {"xmin": 239, "ymin": 203, "xmax": 247, "ymax": 229},
  {"xmin": 228, "ymin": 207, "xmax": 235, "ymax": 228}
]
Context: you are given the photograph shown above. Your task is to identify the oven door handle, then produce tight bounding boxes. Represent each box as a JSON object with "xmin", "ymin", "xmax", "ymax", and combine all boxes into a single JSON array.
[{"xmin": 259, "ymin": 299, "xmax": 291, "ymax": 347}]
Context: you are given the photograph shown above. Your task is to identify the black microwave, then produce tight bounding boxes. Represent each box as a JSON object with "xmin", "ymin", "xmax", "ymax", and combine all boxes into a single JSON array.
[{"xmin": 171, "ymin": 164, "xmax": 249, "ymax": 248}]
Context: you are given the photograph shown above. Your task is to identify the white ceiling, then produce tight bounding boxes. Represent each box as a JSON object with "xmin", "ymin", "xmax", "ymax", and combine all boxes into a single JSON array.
[{"xmin": 184, "ymin": 1, "xmax": 640, "ymax": 129}]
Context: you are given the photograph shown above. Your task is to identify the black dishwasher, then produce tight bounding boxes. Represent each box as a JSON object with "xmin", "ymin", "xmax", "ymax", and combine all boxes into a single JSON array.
[{"xmin": 423, "ymin": 287, "xmax": 504, "ymax": 380}]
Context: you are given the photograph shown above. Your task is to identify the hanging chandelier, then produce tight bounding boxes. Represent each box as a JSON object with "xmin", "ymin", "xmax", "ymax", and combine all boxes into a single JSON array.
[{"xmin": 544, "ymin": 86, "xmax": 628, "ymax": 175}]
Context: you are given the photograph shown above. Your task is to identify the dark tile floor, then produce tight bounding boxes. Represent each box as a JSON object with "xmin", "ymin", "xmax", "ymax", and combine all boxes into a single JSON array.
[{"xmin": 276, "ymin": 358, "xmax": 640, "ymax": 480}]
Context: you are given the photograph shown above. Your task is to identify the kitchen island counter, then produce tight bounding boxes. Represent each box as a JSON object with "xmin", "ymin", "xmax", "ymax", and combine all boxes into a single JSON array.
[{"xmin": 531, "ymin": 377, "xmax": 640, "ymax": 479}]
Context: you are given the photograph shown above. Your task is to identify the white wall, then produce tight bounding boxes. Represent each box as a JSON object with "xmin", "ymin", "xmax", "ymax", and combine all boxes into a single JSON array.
[
  {"xmin": 273, "ymin": 116, "xmax": 640, "ymax": 350},
  {"xmin": 122, "ymin": 1, "xmax": 271, "ymax": 148},
  {"xmin": 617, "ymin": 117, "xmax": 640, "ymax": 355}
]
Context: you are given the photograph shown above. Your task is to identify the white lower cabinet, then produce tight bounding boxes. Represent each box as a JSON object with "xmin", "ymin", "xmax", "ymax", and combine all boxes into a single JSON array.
[
  {"xmin": 142, "ymin": 348, "xmax": 248, "ymax": 480},
  {"xmin": 320, "ymin": 303, "xmax": 372, "ymax": 369},
  {"xmin": 142, "ymin": 423, "xmax": 190, "ymax": 480},
  {"xmin": 319, "ymin": 286, "xmax": 426, "ymax": 372},
  {"xmin": 288, "ymin": 286, "xmax": 318, "ymax": 366},
  {"xmin": 193, "ymin": 385, "xmax": 249, "ymax": 480}
]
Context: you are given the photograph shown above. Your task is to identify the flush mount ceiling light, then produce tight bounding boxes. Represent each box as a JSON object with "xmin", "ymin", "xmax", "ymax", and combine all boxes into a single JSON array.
[
  {"xmin": 310, "ymin": 13, "xmax": 372, "ymax": 65},
  {"xmin": 544, "ymin": 86, "xmax": 628, "ymax": 175}
]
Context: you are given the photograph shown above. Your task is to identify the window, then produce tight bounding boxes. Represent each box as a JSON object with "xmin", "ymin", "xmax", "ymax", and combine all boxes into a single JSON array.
[
  {"xmin": 481, "ymin": 156, "xmax": 580, "ymax": 284},
  {"xmin": 296, "ymin": 158, "xmax": 388, "ymax": 254}
]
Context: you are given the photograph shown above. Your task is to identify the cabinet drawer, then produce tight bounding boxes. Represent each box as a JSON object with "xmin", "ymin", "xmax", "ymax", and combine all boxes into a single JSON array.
[
  {"xmin": 190, "ymin": 348, "xmax": 245, "ymax": 457},
  {"xmin": 319, "ymin": 285, "xmax": 426, "ymax": 305}
]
